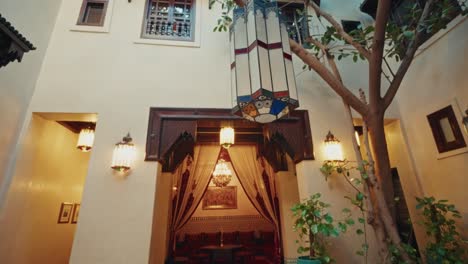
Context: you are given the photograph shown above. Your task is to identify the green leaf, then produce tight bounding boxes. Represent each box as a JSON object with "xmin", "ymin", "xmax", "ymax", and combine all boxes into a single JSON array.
[
  {"xmin": 338, "ymin": 222, "xmax": 347, "ymax": 232},
  {"xmin": 356, "ymin": 229, "xmax": 364, "ymax": 235},
  {"xmin": 345, "ymin": 218, "xmax": 355, "ymax": 225},
  {"xmin": 342, "ymin": 208, "xmax": 351, "ymax": 214},
  {"xmin": 324, "ymin": 214, "xmax": 333, "ymax": 224},
  {"xmin": 330, "ymin": 228, "xmax": 340, "ymax": 237},
  {"xmin": 403, "ymin": 30, "xmax": 415, "ymax": 39},
  {"xmin": 356, "ymin": 193, "xmax": 364, "ymax": 201},
  {"xmin": 358, "ymin": 217, "xmax": 365, "ymax": 224},
  {"xmin": 311, "ymin": 224, "xmax": 318, "ymax": 234}
]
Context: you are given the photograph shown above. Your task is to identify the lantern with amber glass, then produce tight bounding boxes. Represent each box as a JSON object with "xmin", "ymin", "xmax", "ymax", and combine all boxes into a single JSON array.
[
  {"xmin": 324, "ymin": 131, "xmax": 344, "ymax": 162},
  {"xmin": 220, "ymin": 127, "xmax": 235, "ymax": 149},
  {"xmin": 111, "ymin": 133, "xmax": 136, "ymax": 172},
  {"xmin": 230, "ymin": 0, "xmax": 299, "ymax": 123}
]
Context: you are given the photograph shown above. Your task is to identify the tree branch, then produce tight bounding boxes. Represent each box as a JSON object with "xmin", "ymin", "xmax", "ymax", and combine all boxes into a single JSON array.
[
  {"xmin": 308, "ymin": 1, "xmax": 372, "ymax": 60},
  {"xmin": 369, "ymin": 0, "xmax": 392, "ymax": 109},
  {"xmin": 382, "ymin": 0, "xmax": 435, "ymax": 110},
  {"xmin": 290, "ymin": 39, "xmax": 368, "ymax": 116}
]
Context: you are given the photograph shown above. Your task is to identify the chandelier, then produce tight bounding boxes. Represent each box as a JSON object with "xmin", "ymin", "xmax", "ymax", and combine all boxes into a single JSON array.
[{"xmin": 212, "ymin": 159, "xmax": 232, "ymax": 187}]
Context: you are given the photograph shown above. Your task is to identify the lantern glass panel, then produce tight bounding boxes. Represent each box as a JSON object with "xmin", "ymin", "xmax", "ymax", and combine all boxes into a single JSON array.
[{"xmin": 230, "ymin": 0, "xmax": 299, "ymax": 123}]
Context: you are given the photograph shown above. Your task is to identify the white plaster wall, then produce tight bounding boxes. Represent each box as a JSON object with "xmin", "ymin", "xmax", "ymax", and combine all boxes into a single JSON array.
[
  {"xmin": 149, "ymin": 170, "xmax": 171, "ymax": 264},
  {"xmin": 0, "ymin": 114, "xmax": 90, "ymax": 263},
  {"xmin": 276, "ymin": 158, "xmax": 301, "ymax": 261},
  {"xmin": 394, "ymin": 17, "xmax": 468, "ymax": 238},
  {"xmin": 0, "ymin": 0, "xmax": 63, "ymax": 206}
]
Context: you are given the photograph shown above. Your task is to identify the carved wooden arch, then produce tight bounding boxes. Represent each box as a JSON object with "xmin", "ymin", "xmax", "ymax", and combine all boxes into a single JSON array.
[{"xmin": 145, "ymin": 108, "xmax": 314, "ymax": 172}]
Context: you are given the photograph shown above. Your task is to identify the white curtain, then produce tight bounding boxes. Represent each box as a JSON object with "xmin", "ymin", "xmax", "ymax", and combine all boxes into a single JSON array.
[
  {"xmin": 169, "ymin": 145, "xmax": 220, "ymax": 251},
  {"xmin": 228, "ymin": 145, "xmax": 280, "ymax": 230}
]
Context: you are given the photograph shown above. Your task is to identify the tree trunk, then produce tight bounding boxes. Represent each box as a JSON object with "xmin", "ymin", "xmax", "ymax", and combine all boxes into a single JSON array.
[
  {"xmin": 343, "ymin": 102, "xmax": 389, "ymax": 261},
  {"xmin": 367, "ymin": 113, "xmax": 394, "ymax": 218},
  {"xmin": 309, "ymin": 231, "xmax": 315, "ymax": 259},
  {"xmin": 367, "ymin": 113, "xmax": 408, "ymax": 260}
]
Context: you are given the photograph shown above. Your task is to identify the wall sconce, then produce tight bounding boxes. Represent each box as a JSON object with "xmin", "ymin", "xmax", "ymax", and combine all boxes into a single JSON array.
[
  {"xmin": 463, "ymin": 109, "xmax": 468, "ymax": 134},
  {"xmin": 220, "ymin": 127, "xmax": 235, "ymax": 149},
  {"xmin": 324, "ymin": 131, "xmax": 344, "ymax": 162},
  {"xmin": 77, "ymin": 128, "xmax": 95, "ymax": 152},
  {"xmin": 111, "ymin": 133, "xmax": 136, "ymax": 172}
]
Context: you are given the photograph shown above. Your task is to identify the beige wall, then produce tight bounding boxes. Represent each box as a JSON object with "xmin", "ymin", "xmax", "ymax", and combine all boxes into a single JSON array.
[
  {"xmin": 0, "ymin": 0, "xmax": 63, "ymax": 205},
  {"xmin": 149, "ymin": 171, "xmax": 171, "ymax": 264},
  {"xmin": 0, "ymin": 114, "xmax": 90, "ymax": 263},
  {"xmin": 276, "ymin": 158, "xmax": 300, "ymax": 261},
  {"xmin": 395, "ymin": 17, "xmax": 468, "ymax": 239}
]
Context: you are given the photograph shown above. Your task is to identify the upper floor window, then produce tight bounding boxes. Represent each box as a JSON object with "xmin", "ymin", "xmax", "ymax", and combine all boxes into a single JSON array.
[
  {"xmin": 278, "ymin": 2, "xmax": 309, "ymax": 45},
  {"xmin": 142, "ymin": 0, "xmax": 195, "ymax": 41},
  {"xmin": 341, "ymin": 20, "xmax": 362, "ymax": 34},
  {"xmin": 77, "ymin": 0, "xmax": 109, "ymax": 27}
]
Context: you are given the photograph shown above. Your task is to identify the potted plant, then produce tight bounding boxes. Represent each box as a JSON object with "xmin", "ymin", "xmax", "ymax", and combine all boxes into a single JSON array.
[{"xmin": 292, "ymin": 193, "xmax": 351, "ymax": 264}]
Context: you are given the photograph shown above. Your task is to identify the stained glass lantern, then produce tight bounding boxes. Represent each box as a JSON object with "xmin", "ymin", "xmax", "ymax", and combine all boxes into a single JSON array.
[{"xmin": 230, "ymin": 0, "xmax": 299, "ymax": 123}]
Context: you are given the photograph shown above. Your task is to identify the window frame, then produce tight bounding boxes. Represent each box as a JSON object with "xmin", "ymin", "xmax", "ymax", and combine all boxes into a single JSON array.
[
  {"xmin": 77, "ymin": 0, "xmax": 109, "ymax": 27},
  {"xmin": 141, "ymin": 0, "xmax": 196, "ymax": 42}
]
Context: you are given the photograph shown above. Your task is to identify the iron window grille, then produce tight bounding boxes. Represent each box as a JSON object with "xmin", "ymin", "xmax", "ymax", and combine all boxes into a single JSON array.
[
  {"xmin": 142, "ymin": 0, "xmax": 195, "ymax": 41},
  {"xmin": 77, "ymin": 0, "xmax": 109, "ymax": 27}
]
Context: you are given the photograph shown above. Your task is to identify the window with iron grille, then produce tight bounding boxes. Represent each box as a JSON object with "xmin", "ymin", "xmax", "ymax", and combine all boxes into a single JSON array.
[
  {"xmin": 77, "ymin": 0, "xmax": 109, "ymax": 27},
  {"xmin": 278, "ymin": 2, "xmax": 309, "ymax": 45},
  {"xmin": 142, "ymin": 0, "xmax": 195, "ymax": 41}
]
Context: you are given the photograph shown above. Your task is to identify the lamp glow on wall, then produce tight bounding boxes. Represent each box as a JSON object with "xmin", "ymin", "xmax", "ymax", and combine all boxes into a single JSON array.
[
  {"xmin": 76, "ymin": 128, "xmax": 95, "ymax": 152},
  {"xmin": 220, "ymin": 127, "xmax": 235, "ymax": 149},
  {"xmin": 324, "ymin": 131, "xmax": 344, "ymax": 162},
  {"xmin": 230, "ymin": 0, "xmax": 299, "ymax": 123},
  {"xmin": 111, "ymin": 133, "xmax": 136, "ymax": 173}
]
